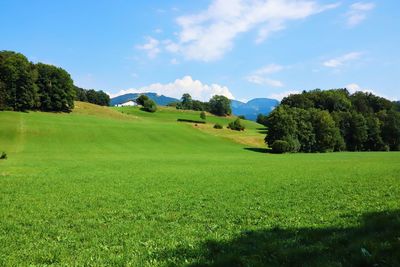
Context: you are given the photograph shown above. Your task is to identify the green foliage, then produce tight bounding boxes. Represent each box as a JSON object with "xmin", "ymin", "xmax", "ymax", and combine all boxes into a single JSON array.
[
  {"xmin": 181, "ymin": 93, "xmax": 192, "ymax": 109},
  {"xmin": 75, "ymin": 87, "xmax": 109, "ymax": 106},
  {"xmin": 135, "ymin": 94, "xmax": 149, "ymax": 106},
  {"xmin": 213, "ymin": 123, "xmax": 223, "ymax": 129},
  {"xmin": 36, "ymin": 63, "xmax": 75, "ymax": 112},
  {"xmin": 256, "ymin": 114, "xmax": 268, "ymax": 126},
  {"xmin": 176, "ymin": 94, "xmax": 209, "ymax": 111},
  {"xmin": 200, "ymin": 111, "xmax": 206, "ymax": 120},
  {"xmin": 271, "ymin": 140, "xmax": 290, "ymax": 154},
  {"xmin": 209, "ymin": 95, "xmax": 231, "ymax": 116},
  {"xmin": 0, "ymin": 152, "xmax": 7, "ymax": 159},
  {"xmin": 269, "ymin": 89, "xmax": 400, "ymax": 152},
  {"xmin": 0, "ymin": 51, "xmax": 79, "ymax": 112},
  {"xmin": 142, "ymin": 99, "xmax": 157, "ymax": 113},
  {"xmin": 238, "ymin": 115, "xmax": 246, "ymax": 120},
  {"xmin": 380, "ymin": 110, "xmax": 400, "ymax": 151},
  {"xmin": 0, "ymin": 51, "xmax": 39, "ymax": 111},
  {"xmin": 228, "ymin": 118, "xmax": 245, "ymax": 131}
]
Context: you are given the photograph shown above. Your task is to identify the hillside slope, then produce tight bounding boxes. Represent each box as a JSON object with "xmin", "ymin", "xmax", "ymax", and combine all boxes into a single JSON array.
[{"xmin": 0, "ymin": 104, "xmax": 399, "ymax": 266}]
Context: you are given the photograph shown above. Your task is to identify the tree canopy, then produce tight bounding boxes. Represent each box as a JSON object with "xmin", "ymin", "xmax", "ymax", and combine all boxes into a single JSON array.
[
  {"xmin": 75, "ymin": 87, "xmax": 110, "ymax": 106},
  {"xmin": 265, "ymin": 89, "xmax": 400, "ymax": 152},
  {"xmin": 0, "ymin": 50, "xmax": 111, "ymax": 112}
]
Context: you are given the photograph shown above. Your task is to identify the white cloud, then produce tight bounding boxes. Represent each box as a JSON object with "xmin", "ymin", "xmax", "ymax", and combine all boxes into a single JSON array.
[
  {"xmin": 246, "ymin": 75, "xmax": 284, "ymax": 87},
  {"xmin": 323, "ymin": 52, "xmax": 363, "ymax": 68},
  {"xmin": 254, "ymin": 64, "xmax": 284, "ymax": 75},
  {"xmin": 136, "ymin": 37, "xmax": 160, "ymax": 58},
  {"xmin": 345, "ymin": 83, "xmax": 375, "ymax": 94},
  {"xmin": 154, "ymin": 28, "xmax": 163, "ymax": 34},
  {"xmin": 268, "ymin": 90, "xmax": 300, "ymax": 100},
  {"xmin": 109, "ymin": 76, "xmax": 234, "ymax": 101},
  {"xmin": 346, "ymin": 2, "xmax": 375, "ymax": 27},
  {"xmin": 165, "ymin": 0, "xmax": 339, "ymax": 61},
  {"xmin": 246, "ymin": 63, "xmax": 284, "ymax": 87}
]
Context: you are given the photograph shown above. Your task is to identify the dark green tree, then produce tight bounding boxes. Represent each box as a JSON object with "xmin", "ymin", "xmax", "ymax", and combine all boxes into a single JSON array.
[
  {"xmin": 136, "ymin": 94, "xmax": 149, "ymax": 106},
  {"xmin": 181, "ymin": 93, "xmax": 193, "ymax": 110},
  {"xmin": 142, "ymin": 99, "xmax": 157, "ymax": 113},
  {"xmin": 36, "ymin": 63, "xmax": 75, "ymax": 112},
  {"xmin": 0, "ymin": 51, "xmax": 39, "ymax": 111},
  {"xmin": 380, "ymin": 110, "xmax": 400, "ymax": 151},
  {"xmin": 310, "ymin": 109, "xmax": 342, "ymax": 152},
  {"xmin": 209, "ymin": 95, "xmax": 231, "ymax": 116}
]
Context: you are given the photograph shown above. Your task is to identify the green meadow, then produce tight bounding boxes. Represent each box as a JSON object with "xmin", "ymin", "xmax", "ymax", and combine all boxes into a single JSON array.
[{"xmin": 0, "ymin": 102, "xmax": 399, "ymax": 266}]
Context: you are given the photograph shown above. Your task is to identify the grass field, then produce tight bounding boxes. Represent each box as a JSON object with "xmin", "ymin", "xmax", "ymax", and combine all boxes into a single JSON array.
[{"xmin": 0, "ymin": 102, "xmax": 399, "ymax": 266}]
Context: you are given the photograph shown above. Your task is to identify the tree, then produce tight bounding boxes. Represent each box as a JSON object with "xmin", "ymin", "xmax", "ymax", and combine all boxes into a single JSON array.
[
  {"xmin": 74, "ymin": 86, "xmax": 88, "ymax": 102},
  {"xmin": 364, "ymin": 115, "xmax": 385, "ymax": 151},
  {"xmin": 256, "ymin": 114, "xmax": 268, "ymax": 126},
  {"xmin": 200, "ymin": 111, "xmax": 206, "ymax": 120},
  {"xmin": 35, "ymin": 63, "xmax": 75, "ymax": 112},
  {"xmin": 347, "ymin": 112, "xmax": 368, "ymax": 151},
  {"xmin": 181, "ymin": 93, "xmax": 193, "ymax": 109},
  {"xmin": 310, "ymin": 109, "xmax": 342, "ymax": 152},
  {"xmin": 380, "ymin": 110, "xmax": 400, "ymax": 151},
  {"xmin": 136, "ymin": 94, "xmax": 149, "ymax": 106},
  {"xmin": 142, "ymin": 99, "xmax": 157, "ymax": 113},
  {"xmin": 265, "ymin": 106, "xmax": 297, "ymax": 149},
  {"xmin": 0, "ymin": 51, "xmax": 39, "ymax": 111},
  {"xmin": 209, "ymin": 95, "xmax": 231, "ymax": 116}
]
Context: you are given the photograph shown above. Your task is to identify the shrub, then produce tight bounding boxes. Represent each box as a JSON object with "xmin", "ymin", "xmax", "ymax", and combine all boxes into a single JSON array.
[
  {"xmin": 271, "ymin": 140, "xmax": 290, "ymax": 154},
  {"xmin": 238, "ymin": 115, "xmax": 246, "ymax": 120},
  {"xmin": 228, "ymin": 118, "xmax": 245, "ymax": 131},
  {"xmin": 214, "ymin": 123, "xmax": 223, "ymax": 129},
  {"xmin": 200, "ymin": 111, "xmax": 206, "ymax": 120},
  {"xmin": 0, "ymin": 152, "xmax": 7, "ymax": 160},
  {"xmin": 142, "ymin": 99, "xmax": 157, "ymax": 113}
]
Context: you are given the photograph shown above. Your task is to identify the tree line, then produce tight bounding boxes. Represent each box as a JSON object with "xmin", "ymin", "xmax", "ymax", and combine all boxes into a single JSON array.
[
  {"xmin": 74, "ymin": 86, "xmax": 110, "ymax": 106},
  {"xmin": 0, "ymin": 50, "xmax": 109, "ymax": 112},
  {"xmin": 169, "ymin": 93, "xmax": 232, "ymax": 116},
  {"xmin": 262, "ymin": 89, "xmax": 400, "ymax": 153}
]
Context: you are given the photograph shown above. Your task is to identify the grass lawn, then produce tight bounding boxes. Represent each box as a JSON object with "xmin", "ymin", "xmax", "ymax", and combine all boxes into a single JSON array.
[{"xmin": 0, "ymin": 102, "xmax": 399, "ymax": 266}]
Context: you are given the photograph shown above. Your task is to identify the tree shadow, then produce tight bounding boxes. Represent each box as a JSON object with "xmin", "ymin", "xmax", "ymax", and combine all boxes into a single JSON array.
[
  {"xmin": 256, "ymin": 127, "xmax": 268, "ymax": 134},
  {"xmin": 157, "ymin": 210, "xmax": 400, "ymax": 267},
  {"xmin": 243, "ymin": 147, "xmax": 271, "ymax": 154}
]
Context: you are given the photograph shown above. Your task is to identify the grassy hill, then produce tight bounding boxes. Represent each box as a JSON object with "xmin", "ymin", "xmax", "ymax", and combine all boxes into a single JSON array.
[{"xmin": 0, "ymin": 102, "xmax": 399, "ymax": 266}]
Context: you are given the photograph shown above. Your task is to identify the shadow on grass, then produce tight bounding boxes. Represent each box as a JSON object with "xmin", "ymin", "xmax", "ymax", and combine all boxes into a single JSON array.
[
  {"xmin": 256, "ymin": 127, "xmax": 268, "ymax": 134},
  {"xmin": 243, "ymin": 147, "xmax": 271, "ymax": 153},
  {"xmin": 158, "ymin": 210, "xmax": 400, "ymax": 267}
]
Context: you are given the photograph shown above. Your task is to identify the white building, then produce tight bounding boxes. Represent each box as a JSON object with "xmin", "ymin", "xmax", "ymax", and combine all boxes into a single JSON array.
[{"xmin": 116, "ymin": 100, "xmax": 137, "ymax": 107}]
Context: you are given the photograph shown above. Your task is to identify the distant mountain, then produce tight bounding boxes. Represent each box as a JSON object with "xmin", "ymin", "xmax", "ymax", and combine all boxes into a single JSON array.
[
  {"xmin": 111, "ymin": 93, "xmax": 279, "ymax": 121},
  {"xmin": 231, "ymin": 98, "xmax": 279, "ymax": 121},
  {"xmin": 111, "ymin": 93, "xmax": 179, "ymax": 106}
]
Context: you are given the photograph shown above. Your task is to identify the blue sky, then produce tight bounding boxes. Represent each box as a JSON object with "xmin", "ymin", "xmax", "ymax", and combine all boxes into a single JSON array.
[{"xmin": 1, "ymin": 0, "xmax": 399, "ymax": 101}]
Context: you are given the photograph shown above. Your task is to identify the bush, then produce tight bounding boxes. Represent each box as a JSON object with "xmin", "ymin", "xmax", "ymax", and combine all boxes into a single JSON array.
[
  {"xmin": 214, "ymin": 123, "xmax": 223, "ymax": 129},
  {"xmin": 238, "ymin": 115, "xmax": 246, "ymax": 120},
  {"xmin": 271, "ymin": 140, "xmax": 290, "ymax": 154},
  {"xmin": 228, "ymin": 118, "xmax": 245, "ymax": 131},
  {"xmin": 200, "ymin": 111, "xmax": 206, "ymax": 120},
  {"xmin": 142, "ymin": 99, "xmax": 157, "ymax": 113},
  {"xmin": 0, "ymin": 152, "xmax": 7, "ymax": 160}
]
